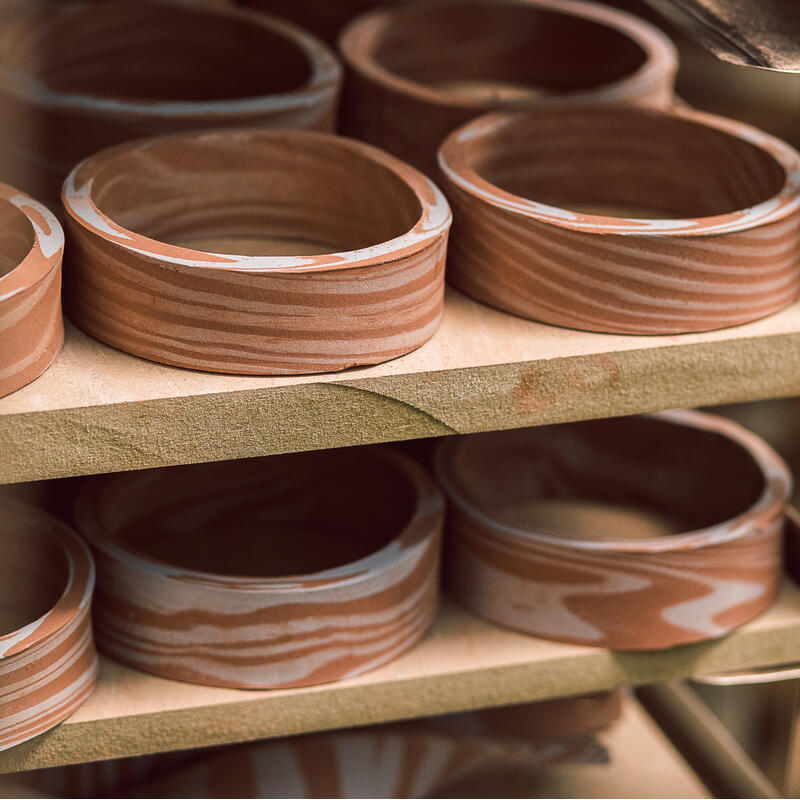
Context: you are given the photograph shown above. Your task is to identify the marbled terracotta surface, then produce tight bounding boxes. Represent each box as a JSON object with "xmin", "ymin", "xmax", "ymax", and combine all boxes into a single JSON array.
[
  {"xmin": 339, "ymin": 0, "xmax": 677, "ymax": 176},
  {"xmin": 75, "ymin": 448, "xmax": 443, "ymax": 688},
  {"xmin": 0, "ymin": 0, "xmax": 341, "ymax": 208},
  {"xmin": 435, "ymin": 410, "xmax": 790, "ymax": 650},
  {"xmin": 62, "ymin": 127, "xmax": 450, "ymax": 375},
  {"xmin": 0, "ymin": 182, "xmax": 63, "ymax": 398},
  {"xmin": 0, "ymin": 501, "xmax": 97, "ymax": 752},
  {"xmin": 439, "ymin": 105, "xmax": 800, "ymax": 334}
]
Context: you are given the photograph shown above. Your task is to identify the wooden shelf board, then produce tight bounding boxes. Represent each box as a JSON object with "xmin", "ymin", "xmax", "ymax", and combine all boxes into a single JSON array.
[
  {"xmin": 2, "ymin": 582, "xmax": 799, "ymax": 774},
  {"xmin": 3, "ymin": 289, "xmax": 800, "ymax": 483},
  {"xmin": 433, "ymin": 697, "xmax": 711, "ymax": 798}
]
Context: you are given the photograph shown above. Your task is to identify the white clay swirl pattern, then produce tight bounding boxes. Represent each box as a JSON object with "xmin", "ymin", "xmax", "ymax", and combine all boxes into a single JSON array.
[
  {"xmin": 0, "ymin": 502, "xmax": 97, "ymax": 752},
  {"xmin": 76, "ymin": 449, "xmax": 443, "ymax": 688},
  {"xmin": 435, "ymin": 410, "xmax": 790, "ymax": 649},
  {"xmin": 438, "ymin": 106, "xmax": 800, "ymax": 334},
  {"xmin": 0, "ymin": 183, "xmax": 63, "ymax": 399},
  {"xmin": 0, "ymin": 1, "xmax": 342, "ymax": 207},
  {"xmin": 63, "ymin": 128, "xmax": 450, "ymax": 375}
]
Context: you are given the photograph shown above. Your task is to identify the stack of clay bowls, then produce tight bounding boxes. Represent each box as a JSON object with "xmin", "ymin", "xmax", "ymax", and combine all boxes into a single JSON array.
[
  {"xmin": 61, "ymin": 127, "xmax": 450, "ymax": 374},
  {"xmin": 0, "ymin": 501, "xmax": 97, "ymax": 751},
  {"xmin": 0, "ymin": 0, "xmax": 341, "ymax": 207},
  {"xmin": 75, "ymin": 447, "xmax": 442, "ymax": 688},
  {"xmin": 435, "ymin": 410, "xmax": 790, "ymax": 649},
  {"xmin": 339, "ymin": 0, "xmax": 678, "ymax": 175},
  {"xmin": 438, "ymin": 104, "xmax": 800, "ymax": 333},
  {"xmin": 0, "ymin": 182, "xmax": 64, "ymax": 398}
]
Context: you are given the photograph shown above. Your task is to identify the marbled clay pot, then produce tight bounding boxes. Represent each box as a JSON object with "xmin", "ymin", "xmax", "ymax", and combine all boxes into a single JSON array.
[
  {"xmin": 0, "ymin": 182, "xmax": 63, "ymax": 398},
  {"xmin": 75, "ymin": 448, "xmax": 443, "ymax": 688},
  {"xmin": 0, "ymin": 0, "xmax": 341, "ymax": 209},
  {"xmin": 438, "ymin": 105, "xmax": 800, "ymax": 334},
  {"xmin": 0, "ymin": 501, "xmax": 97, "ymax": 751},
  {"xmin": 62, "ymin": 128, "xmax": 450, "ymax": 375},
  {"xmin": 434, "ymin": 410, "xmax": 790, "ymax": 650},
  {"xmin": 339, "ymin": 0, "xmax": 677, "ymax": 176}
]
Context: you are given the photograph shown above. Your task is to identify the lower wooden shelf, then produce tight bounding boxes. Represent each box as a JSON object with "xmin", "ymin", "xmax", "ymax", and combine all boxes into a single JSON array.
[{"xmin": 2, "ymin": 581, "xmax": 799, "ymax": 775}]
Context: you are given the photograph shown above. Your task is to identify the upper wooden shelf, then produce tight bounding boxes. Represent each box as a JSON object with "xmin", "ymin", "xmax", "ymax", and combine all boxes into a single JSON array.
[
  {"xmin": 3, "ymin": 288, "xmax": 800, "ymax": 484},
  {"xmin": 1, "ymin": 583, "xmax": 799, "ymax": 774}
]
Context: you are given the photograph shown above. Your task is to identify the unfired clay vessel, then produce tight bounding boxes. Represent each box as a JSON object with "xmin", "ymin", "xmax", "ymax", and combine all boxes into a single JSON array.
[
  {"xmin": 62, "ymin": 128, "xmax": 450, "ymax": 375},
  {"xmin": 0, "ymin": 182, "xmax": 63, "ymax": 398},
  {"xmin": 0, "ymin": 501, "xmax": 97, "ymax": 751},
  {"xmin": 339, "ymin": 0, "xmax": 677, "ymax": 176},
  {"xmin": 438, "ymin": 105, "xmax": 800, "ymax": 334},
  {"xmin": 75, "ymin": 448, "xmax": 443, "ymax": 688},
  {"xmin": 0, "ymin": 0, "xmax": 341, "ymax": 208},
  {"xmin": 435, "ymin": 410, "xmax": 790, "ymax": 650}
]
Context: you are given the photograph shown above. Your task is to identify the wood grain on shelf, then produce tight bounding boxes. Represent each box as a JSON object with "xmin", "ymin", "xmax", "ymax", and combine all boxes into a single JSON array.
[
  {"xmin": 1, "ymin": 583, "xmax": 799, "ymax": 774},
  {"xmin": 433, "ymin": 697, "xmax": 711, "ymax": 798},
  {"xmin": 3, "ymin": 288, "xmax": 800, "ymax": 484}
]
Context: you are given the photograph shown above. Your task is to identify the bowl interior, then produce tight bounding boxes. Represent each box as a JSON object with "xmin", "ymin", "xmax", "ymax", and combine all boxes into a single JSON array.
[
  {"xmin": 445, "ymin": 417, "xmax": 766, "ymax": 541},
  {"xmin": 0, "ymin": 201, "xmax": 34, "ymax": 279},
  {"xmin": 94, "ymin": 451, "xmax": 419, "ymax": 577},
  {"xmin": 0, "ymin": 506, "xmax": 69, "ymax": 637},
  {"xmin": 2, "ymin": 2, "xmax": 312, "ymax": 102},
  {"xmin": 466, "ymin": 108, "xmax": 787, "ymax": 219},
  {"xmin": 356, "ymin": 2, "xmax": 647, "ymax": 101},
  {"xmin": 89, "ymin": 131, "xmax": 423, "ymax": 256}
]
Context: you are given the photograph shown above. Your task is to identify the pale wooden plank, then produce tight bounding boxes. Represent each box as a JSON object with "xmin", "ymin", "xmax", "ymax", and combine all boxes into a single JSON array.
[
  {"xmin": 432, "ymin": 697, "xmax": 711, "ymax": 798},
  {"xmin": 1, "ymin": 583, "xmax": 799, "ymax": 774},
  {"xmin": 3, "ymin": 288, "xmax": 800, "ymax": 484}
]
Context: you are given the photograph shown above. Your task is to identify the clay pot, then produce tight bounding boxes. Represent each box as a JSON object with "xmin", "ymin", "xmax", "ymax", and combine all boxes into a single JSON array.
[
  {"xmin": 236, "ymin": 0, "xmax": 400, "ymax": 44},
  {"xmin": 62, "ymin": 127, "xmax": 450, "ymax": 375},
  {"xmin": 438, "ymin": 105, "xmax": 800, "ymax": 334},
  {"xmin": 0, "ymin": 0, "xmax": 341, "ymax": 209},
  {"xmin": 0, "ymin": 501, "xmax": 97, "ymax": 752},
  {"xmin": 339, "ymin": 0, "xmax": 678, "ymax": 176},
  {"xmin": 0, "ymin": 182, "xmax": 63, "ymax": 398},
  {"xmin": 75, "ymin": 448, "xmax": 443, "ymax": 688},
  {"xmin": 435, "ymin": 410, "xmax": 790, "ymax": 650}
]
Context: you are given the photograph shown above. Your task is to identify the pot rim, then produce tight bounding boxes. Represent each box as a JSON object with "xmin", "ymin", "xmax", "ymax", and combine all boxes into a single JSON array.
[
  {"xmin": 339, "ymin": 0, "xmax": 678, "ymax": 111},
  {"xmin": 438, "ymin": 104, "xmax": 800, "ymax": 237},
  {"xmin": 0, "ymin": 1, "xmax": 341, "ymax": 120},
  {"xmin": 0, "ymin": 182, "xmax": 63, "ymax": 302},
  {"xmin": 61, "ymin": 127, "xmax": 452, "ymax": 274},
  {"xmin": 76, "ymin": 447, "xmax": 444, "ymax": 591},
  {"xmin": 0, "ymin": 501, "xmax": 95, "ymax": 660},
  {"xmin": 434, "ymin": 409, "xmax": 792, "ymax": 553}
]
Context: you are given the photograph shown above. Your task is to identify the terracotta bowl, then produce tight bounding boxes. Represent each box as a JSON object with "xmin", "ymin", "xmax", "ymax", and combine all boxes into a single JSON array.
[
  {"xmin": 75, "ymin": 448, "xmax": 443, "ymax": 688},
  {"xmin": 0, "ymin": 182, "xmax": 64, "ymax": 398},
  {"xmin": 434, "ymin": 410, "xmax": 790, "ymax": 650},
  {"xmin": 62, "ymin": 127, "xmax": 450, "ymax": 375},
  {"xmin": 0, "ymin": 0, "xmax": 341, "ymax": 208},
  {"xmin": 236, "ymin": 0, "xmax": 399, "ymax": 44},
  {"xmin": 339, "ymin": 0, "xmax": 677, "ymax": 176},
  {"xmin": 0, "ymin": 501, "xmax": 97, "ymax": 752},
  {"xmin": 438, "ymin": 105, "xmax": 800, "ymax": 334}
]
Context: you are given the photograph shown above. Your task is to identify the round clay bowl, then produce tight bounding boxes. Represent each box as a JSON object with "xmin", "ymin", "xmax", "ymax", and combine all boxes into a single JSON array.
[
  {"xmin": 75, "ymin": 448, "xmax": 443, "ymax": 688},
  {"xmin": 0, "ymin": 501, "xmax": 97, "ymax": 752},
  {"xmin": 0, "ymin": 0, "xmax": 341, "ymax": 208},
  {"xmin": 62, "ymin": 127, "xmax": 450, "ymax": 375},
  {"xmin": 339, "ymin": 0, "xmax": 677, "ymax": 176},
  {"xmin": 434, "ymin": 410, "xmax": 790, "ymax": 650},
  {"xmin": 0, "ymin": 182, "xmax": 64, "ymax": 398},
  {"xmin": 438, "ymin": 105, "xmax": 800, "ymax": 334},
  {"xmin": 237, "ymin": 0, "xmax": 401, "ymax": 44}
]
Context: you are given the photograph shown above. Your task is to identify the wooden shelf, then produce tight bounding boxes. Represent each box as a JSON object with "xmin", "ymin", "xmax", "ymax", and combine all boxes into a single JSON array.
[
  {"xmin": 2, "ymin": 582, "xmax": 799, "ymax": 774},
  {"xmin": 434, "ymin": 697, "xmax": 711, "ymax": 798},
  {"xmin": 3, "ymin": 289, "xmax": 800, "ymax": 484}
]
